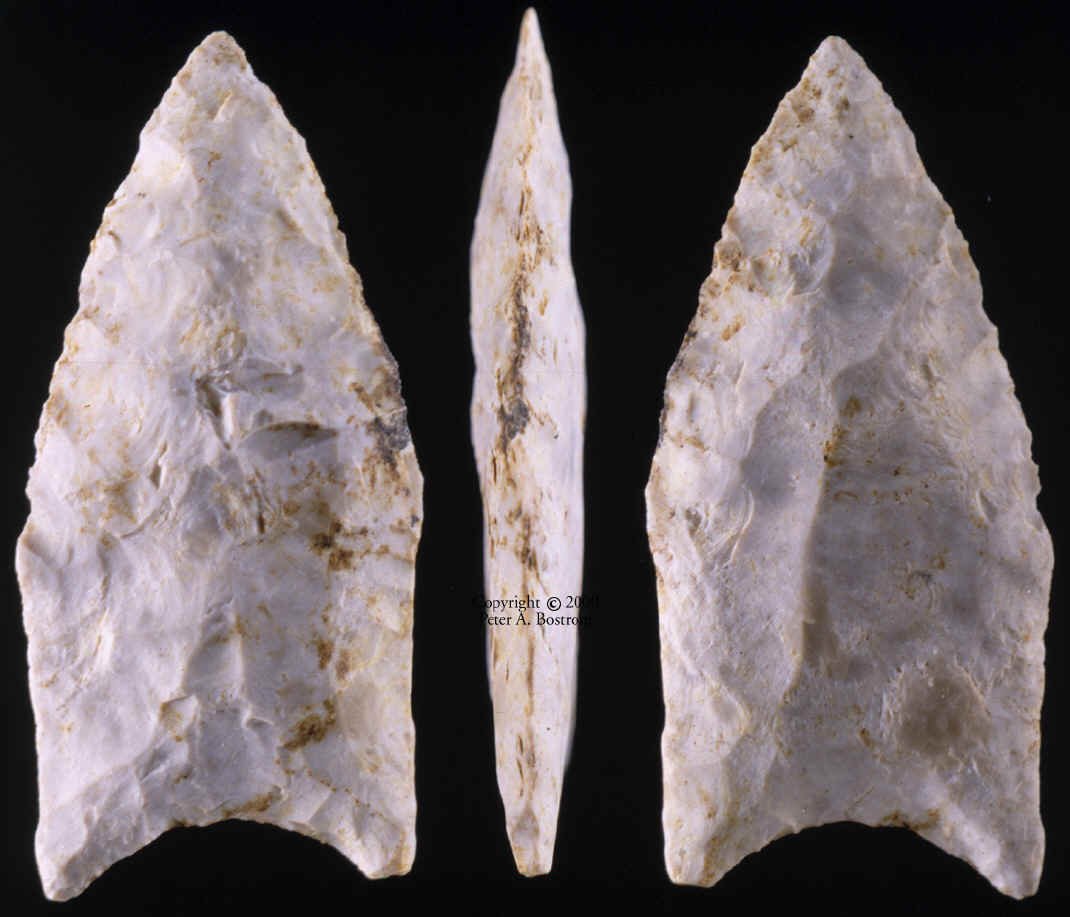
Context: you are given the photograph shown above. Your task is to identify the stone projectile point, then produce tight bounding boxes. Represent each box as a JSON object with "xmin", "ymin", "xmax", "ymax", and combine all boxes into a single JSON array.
[
  {"xmin": 647, "ymin": 36, "xmax": 1051, "ymax": 898},
  {"xmin": 17, "ymin": 31, "xmax": 422, "ymax": 900},
  {"xmin": 470, "ymin": 8, "xmax": 586, "ymax": 876}
]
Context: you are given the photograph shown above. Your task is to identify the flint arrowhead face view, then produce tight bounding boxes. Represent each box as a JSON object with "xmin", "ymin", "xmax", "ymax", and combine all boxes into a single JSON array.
[
  {"xmin": 470, "ymin": 9, "xmax": 586, "ymax": 876},
  {"xmin": 16, "ymin": 32, "xmax": 422, "ymax": 900},
  {"xmin": 646, "ymin": 36, "xmax": 1052, "ymax": 898}
]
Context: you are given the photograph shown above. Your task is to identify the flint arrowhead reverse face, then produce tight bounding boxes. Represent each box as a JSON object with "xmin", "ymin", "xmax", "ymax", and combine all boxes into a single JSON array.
[
  {"xmin": 646, "ymin": 36, "xmax": 1051, "ymax": 898},
  {"xmin": 16, "ymin": 32, "xmax": 422, "ymax": 900},
  {"xmin": 470, "ymin": 9, "xmax": 585, "ymax": 875}
]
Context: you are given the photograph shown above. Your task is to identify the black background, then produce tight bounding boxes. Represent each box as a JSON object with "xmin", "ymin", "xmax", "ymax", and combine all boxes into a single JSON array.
[{"xmin": 2, "ymin": 0, "xmax": 1067, "ymax": 913}]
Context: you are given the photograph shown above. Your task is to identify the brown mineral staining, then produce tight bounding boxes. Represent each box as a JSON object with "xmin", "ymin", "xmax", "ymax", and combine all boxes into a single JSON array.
[
  {"xmin": 748, "ymin": 134, "xmax": 774, "ymax": 169},
  {"xmin": 823, "ymin": 424, "xmax": 846, "ymax": 467},
  {"xmin": 714, "ymin": 239, "xmax": 744, "ymax": 273},
  {"xmin": 700, "ymin": 275, "xmax": 722, "ymax": 302},
  {"xmin": 44, "ymin": 391, "xmax": 71, "ymax": 428},
  {"xmin": 516, "ymin": 514, "xmax": 538, "ymax": 573},
  {"xmin": 273, "ymin": 207, "xmax": 301, "ymax": 237},
  {"xmin": 881, "ymin": 808, "xmax": 940, "ymax": 832},
  {"xmin": 349, "ymin": 380, "xmax": 376, "ymax": 414},
  {"xmin": 494, "ymin": 155, "xmax": 550, "ymax": 457},
  {"xmin": 313, "ymin": 636, "xmax": 334, "ymax": 669},
  {"xmin": 788, "ymin": 77, "xmax": 822, "ymax": 125},
  {"xmin": 223, "ymin": 792, "xmax": 275, "ymax": 818},
  {"xmin": 309, "ymin": 520, "xmax": 358, "ymax": 572},
  {"xmin": 159, "ymin": 700, "xmax": 184, "ymax": 735},
  {"xmin": 516, "ymin": 186, "xmax": 551, "ymax": 262},
  {"xmin": 350, "ymin": 365, "xmax": 403, "ymax": 418},
  {"xmin": 335, "ymin": 650, "xmax": 351, "ymax": 681},
  {"xmin": 721, "ymin": 317, "xmax": 743, "ymax": 342},
  {"xmin": 312, "ymin": 272, "xmax": 342, "ymax": 296},
  {"xmin": 684, "ymin": 507, "xmax": 703, "ymax": 541},
  {"xmin": 311, "ymin": 519, "xmax": 342, "ymax": 548},
  {"xmin": 284, "ymin": 699, "xmax": 336, "ymax": 751},
  {"xmin": 244, "ymin": 793, "xmax": 274, "ymax": 814},
  {"xmin": 843, "ymin": 395, "xmax": 862, "ymax": 418},
  {"xmin": 265, "ymin": 420, "xmax": 335, "ymax": 441},
  {"xmin": 328, "ymin": 547, "xmax": 355, "ymax": 571}
]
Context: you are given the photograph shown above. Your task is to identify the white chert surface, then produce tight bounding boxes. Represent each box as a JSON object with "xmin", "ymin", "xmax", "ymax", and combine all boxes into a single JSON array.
[
  {"xmin": 470, "ymin": 9, "xmax": 585, "ymax": 876},
  {"xmin": 16, "ymin": 32, "xmax": 422, "ymax": 900},
  {"xmin": 646, "ymin": 36, "xmax": 1051, "ymax": 899}
]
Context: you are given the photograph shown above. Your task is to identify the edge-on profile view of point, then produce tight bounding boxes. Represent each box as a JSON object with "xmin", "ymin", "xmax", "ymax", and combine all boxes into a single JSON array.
[
  {"xmin": 470, "ymin": 8, "xmax": 587, "ymax": 876},
  {"xmin": 646, "ymin": 35, "xmax": 1051, "ymax": 899},
  {"xmin": 17, "ymin": 31, "xmax": 423, "ymax": 900}
]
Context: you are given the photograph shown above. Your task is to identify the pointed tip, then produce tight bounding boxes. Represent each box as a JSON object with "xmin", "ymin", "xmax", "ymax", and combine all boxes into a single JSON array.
[
  {"xmin": 520, "ymin": 7, "xmax": 540, "ymax": 37},
  {"xmin": 188, "ymin": 30, "xmax": 249, "ymax": 73},
  {"xmin": 200, "ymin": 29, "xmax": 239, "ymax": 47},
  {"xmin": 516, "ymin": 7, "xmax": 548, "ymax": 68},
  {"xmin": 811, "ymin": 34, "xmax": 864, "ymax": 71},
  {"xmin": 816, "ymin": 34, "xmax": 849, "ymax": 53},
  {"xmin": 168, "ymin": 30, "xmax": 255, "ymax": 118}
]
